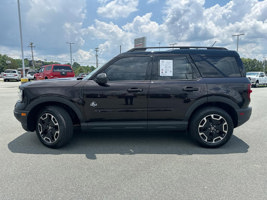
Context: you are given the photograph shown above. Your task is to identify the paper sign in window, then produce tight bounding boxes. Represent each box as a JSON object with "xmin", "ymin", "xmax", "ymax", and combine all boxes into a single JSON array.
[{"xmin": 160, "ymin": 60, "xmax": 173, "ymax": 76}]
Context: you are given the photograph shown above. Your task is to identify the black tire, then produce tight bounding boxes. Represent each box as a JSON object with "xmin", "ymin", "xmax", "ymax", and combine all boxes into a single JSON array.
[
  {"xmin": 189, "ymin": 107, "xmax": 234, "ymax": 148},
  {"xmin": 36, "ymin": 106, "xmax": 73, "ymax": 148},
  {"xmin": 255, "ymin": 81, "xmax": 259, "ymax": 88}
]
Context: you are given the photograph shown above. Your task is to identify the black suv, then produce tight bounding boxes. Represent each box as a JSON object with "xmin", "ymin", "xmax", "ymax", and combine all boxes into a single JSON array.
[{"xmin": 14, "ymin": 47, "xmax": 252, "ymax": 148}]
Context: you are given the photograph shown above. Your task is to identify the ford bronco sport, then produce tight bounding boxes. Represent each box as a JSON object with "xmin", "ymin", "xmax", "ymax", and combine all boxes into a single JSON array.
[{"xmin": 14, "ymin": 46, "xmax": 252, "ymax": 148}]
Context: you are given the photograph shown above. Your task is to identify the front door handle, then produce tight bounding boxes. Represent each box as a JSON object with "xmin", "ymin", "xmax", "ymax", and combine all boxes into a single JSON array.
[
  {"xmin": 183, "ymin": 86, "xmax": 199, "ymax": 91},
  {"xmin": 127, "ymin": 88, "xmax": 143, "ymax": 93}
]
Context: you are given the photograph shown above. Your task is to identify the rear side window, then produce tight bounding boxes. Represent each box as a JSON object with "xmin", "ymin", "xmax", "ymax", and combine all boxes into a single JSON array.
[
  {"xmin": 192, "ymin": 55, "xmax": 241, "ymax": 78},
  {"xmin": 53, "ymin": 65, "xmax": 73, "ymax": 72},
  {"xmin": 153, "ymin": 56, "xmax": 198, "ymax": 80}
]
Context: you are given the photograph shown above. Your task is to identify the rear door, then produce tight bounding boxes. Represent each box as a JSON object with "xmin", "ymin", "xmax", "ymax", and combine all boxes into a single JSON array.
[{"xmin": 148, "ymin": 54, "xmax": 207, "ymax": 123}]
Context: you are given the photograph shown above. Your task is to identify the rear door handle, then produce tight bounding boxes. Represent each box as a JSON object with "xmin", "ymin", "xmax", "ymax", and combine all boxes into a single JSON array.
[
  {"xmin": 183, "ymin": 86, "xmax": 199, "ymax": 91},
  {"xmin": 127, "ymin": 88, "xmax": 143, "ymax": 93}
]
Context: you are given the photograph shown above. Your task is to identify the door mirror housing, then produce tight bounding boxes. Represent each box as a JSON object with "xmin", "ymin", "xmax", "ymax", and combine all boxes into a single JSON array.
[{"xmin": 95, "ymin": 73, "xmax": 108, "ymax": 85}]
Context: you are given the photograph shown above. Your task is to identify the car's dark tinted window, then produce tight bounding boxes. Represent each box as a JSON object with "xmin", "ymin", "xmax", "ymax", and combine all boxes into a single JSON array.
[
  {"xmin": 153, "ymin": 56, "xmax": 196, "ymax": 80},
  {"xmin": 53, "ymin": 66, "xmax": 72, "ymax": 72},
  {"xmin": 5, "ymin": 70, "xmax": 16, "ymax": 73},
  {"xmin": 192, "ymin": 55, "xmax": 241, "ymax": 78},
  {"xmin": 104, "ymin": 56, "xmax": 150, "ymax": 81}
]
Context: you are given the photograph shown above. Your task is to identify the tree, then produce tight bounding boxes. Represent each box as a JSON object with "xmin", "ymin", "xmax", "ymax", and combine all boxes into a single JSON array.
[{"xmin": 242, "ymin": 58, "xmax": 264, "ymax": 73}]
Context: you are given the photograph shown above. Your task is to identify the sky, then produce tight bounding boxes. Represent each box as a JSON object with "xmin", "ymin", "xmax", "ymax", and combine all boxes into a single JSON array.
[{"xmin": 0, "ymin": 0, "xmax": 266, "ymax": 66}]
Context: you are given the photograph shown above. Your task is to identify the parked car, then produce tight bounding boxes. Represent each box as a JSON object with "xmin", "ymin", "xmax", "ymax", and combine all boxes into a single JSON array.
[
  {"xmin": 14, "ymin": 46, "xmax": 252, "ymax": 148},
  {"xmin": 76, "ymin": 73, "xmax": 87, "ymax": 80},
  {"xmin": 3, "ymin": 69, "xmax": 21, "ymax": 82},
  {"xmin": 246, "ymin": 71, "xmax": 267, "ymax": 87},
  {"xmin": 26, "ymin": 71, "xmax": 36, "ymax": 80},
  {"xmin": 34, "ymin": 64, "xmax": 75, "ymax": 80}
]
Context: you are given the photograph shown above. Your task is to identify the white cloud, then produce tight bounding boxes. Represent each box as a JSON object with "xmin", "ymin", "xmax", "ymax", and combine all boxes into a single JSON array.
[
  {"xmin": 97, "ymin": 0, "xmax": 138, "ymax": 19},
  {"xmin": 161, "ymin": 0, "xmax": 267, "ymax": 59},
  {"xmin": 147, "ymin": 0, "xmax": 158, "ymax": 4},
  {"xmin": 1, "ymin": 0, "xmax": 267, "ymax": 66}
]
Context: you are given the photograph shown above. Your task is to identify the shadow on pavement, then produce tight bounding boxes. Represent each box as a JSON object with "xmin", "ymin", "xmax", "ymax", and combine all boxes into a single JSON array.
[{"xmin": 8, "ymin": 129, "xmax": 249, "ymax": 159}]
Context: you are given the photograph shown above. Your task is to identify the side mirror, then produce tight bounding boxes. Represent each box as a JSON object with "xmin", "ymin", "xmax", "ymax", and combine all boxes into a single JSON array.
[{"xmin": 95, "ymin": 73, "xmax": 108, "ymax": 85}]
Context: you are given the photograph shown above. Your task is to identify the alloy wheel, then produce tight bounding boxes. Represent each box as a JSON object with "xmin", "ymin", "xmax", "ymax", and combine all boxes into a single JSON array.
[
  {"xmin": 38, "ymin": 113, "xmax": 60, "ymax": 143},
  {"xmin": 198, "ymin": 114, "xmax": 228, "ymax": 144}
]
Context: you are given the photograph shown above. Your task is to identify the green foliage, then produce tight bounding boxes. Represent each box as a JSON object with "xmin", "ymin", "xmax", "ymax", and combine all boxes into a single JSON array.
[
  {"xmin": 74, "ymin": 65, "xmax": 95, "ymax": 76},
  {"xmin": 241, "ymin": 58, "xmax": 265, "ymax": 73},
  {"xmin": 72, "ymin": 62, "xmax": 80, "ymax": 71}
]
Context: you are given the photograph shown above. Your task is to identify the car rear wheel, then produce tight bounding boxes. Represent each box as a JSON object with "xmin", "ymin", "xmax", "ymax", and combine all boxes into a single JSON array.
[
  {"xmin": 189, "ymin": 107, "xmax": 234, "ymax": 148},
  {"xmin": 36, "ymin": 106, "xmax": 73, "ymax": 148}
]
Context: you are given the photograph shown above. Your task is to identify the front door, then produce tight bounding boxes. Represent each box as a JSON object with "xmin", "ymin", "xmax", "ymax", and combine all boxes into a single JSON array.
[{"xmin": 83, "ymin": 56, "xmax": 152, "ymax": 123}]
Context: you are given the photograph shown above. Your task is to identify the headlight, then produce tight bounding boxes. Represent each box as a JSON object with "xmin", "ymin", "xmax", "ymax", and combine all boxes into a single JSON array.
[{"xmin": 18, "ymin": 89, "xmax": 23, "ymax": 102}]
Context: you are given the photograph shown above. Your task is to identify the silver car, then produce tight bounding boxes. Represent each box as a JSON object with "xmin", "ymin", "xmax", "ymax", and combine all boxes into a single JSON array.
[{"xmin": 3, "ymin": 69, "xmax": 21, "ymax": 82}]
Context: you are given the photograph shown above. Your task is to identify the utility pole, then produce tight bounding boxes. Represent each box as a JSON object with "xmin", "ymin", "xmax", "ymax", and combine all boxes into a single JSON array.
[
  {"xmin": 120, "ymin": 45, "xmax": 121, "ymax": 54},
  {"xmin": 28, "ymin": 42, "xmax": 35, "ymax": 69},
  {"xmin": 263, "ymin": 57, "xmax": 266, "ymax": 73},
  {"xmin": 232, "ymin": 33, "xmax": 244, "ymax": 52},
  {"xmin": 95, "ymin": 47, "xmax": 99, "ymax": 68},
  {"xmin": 66, "ymin": 42, "xmax": 75, "ymax": 67}
]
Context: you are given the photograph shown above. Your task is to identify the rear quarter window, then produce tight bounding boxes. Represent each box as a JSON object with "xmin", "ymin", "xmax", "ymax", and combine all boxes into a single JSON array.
[{"xmin": 192, "ymin": 55, "xmax": 242, "ymax": 78}]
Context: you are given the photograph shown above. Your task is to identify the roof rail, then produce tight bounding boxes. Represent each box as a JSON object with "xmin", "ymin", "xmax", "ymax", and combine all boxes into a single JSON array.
[{"xmin": 127, "ymin": 46, "xmax": 227, "ymax": 52}]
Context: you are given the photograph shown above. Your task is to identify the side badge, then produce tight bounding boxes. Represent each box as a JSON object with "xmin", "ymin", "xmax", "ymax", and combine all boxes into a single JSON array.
[{"xmin": 90, "ymin": 101, "xmax": 98, "ymax": 107}]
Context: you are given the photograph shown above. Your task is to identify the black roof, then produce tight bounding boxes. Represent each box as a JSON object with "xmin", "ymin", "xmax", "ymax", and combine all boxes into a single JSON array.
[{"xmin": 123, "ymin": 46, "xmax": 238, "ymax": 57}]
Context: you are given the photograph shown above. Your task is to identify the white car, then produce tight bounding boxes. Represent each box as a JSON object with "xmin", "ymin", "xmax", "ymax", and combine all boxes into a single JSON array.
[
  {"xmin": 26, "ymin": 71, "xmax": 36, "ymax": 80},
  {"xmin": 246, "ymin": 71, "xmax": 267, "ymax": 87},
  {"xmin": 3, "ymin": 69, "xmax": 21, "ymax": 82}
]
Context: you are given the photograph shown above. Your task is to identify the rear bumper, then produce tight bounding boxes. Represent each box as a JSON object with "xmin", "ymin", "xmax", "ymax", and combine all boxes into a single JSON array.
[
  {"xmin": 236, "ymin": 107, "xmax": 252, "ymax": 127},
  {"xmin": 4, "ymin": 77, "xmax": 20, "ymax": 80}
]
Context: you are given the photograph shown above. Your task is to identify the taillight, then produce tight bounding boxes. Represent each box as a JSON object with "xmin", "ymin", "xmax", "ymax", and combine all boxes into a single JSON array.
[
  {"xmin": 248, "ymin": 84, "xmax": 252, "ymax": 100},
  {"xmin": 3, "ymin": 74, "xmax": 6, "ymax": 76}
]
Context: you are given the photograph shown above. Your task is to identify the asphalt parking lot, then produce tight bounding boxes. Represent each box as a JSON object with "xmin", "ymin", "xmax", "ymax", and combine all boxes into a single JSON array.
[{"xmin": 0, "ymin": 80, "xmax": 266, "ymax": 200}]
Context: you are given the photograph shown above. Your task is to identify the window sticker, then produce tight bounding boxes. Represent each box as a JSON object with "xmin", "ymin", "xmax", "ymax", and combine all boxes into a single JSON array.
[{"xmin": 160, "ymin": 60, "xmax": 173, "ymax": 76}]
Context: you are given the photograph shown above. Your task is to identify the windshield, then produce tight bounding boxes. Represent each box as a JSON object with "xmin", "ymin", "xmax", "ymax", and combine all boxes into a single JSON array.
[
  {"xmin": 246, "ymin": 72, "xmax": 259, "ymax": 76},
  {"xmin": 83, "ymin": 67, "xmax": 102, "ymax": 80}
]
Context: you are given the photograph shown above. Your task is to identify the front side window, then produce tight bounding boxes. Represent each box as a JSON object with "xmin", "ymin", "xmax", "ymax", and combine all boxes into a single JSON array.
[
  {"xmin": 153, "ymin": 56, "xmax": 196, "ymax": 80},
  {"xmin": 104, "ymin": 56, "xmax": 150, "ymax": 81}
]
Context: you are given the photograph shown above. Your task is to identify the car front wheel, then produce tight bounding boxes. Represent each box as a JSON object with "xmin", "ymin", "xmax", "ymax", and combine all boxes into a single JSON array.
[
  {"xmin": 36, "ymin": 106, "xmax": 73, "ymax": 148},
  {"xmin": 189, "ymin": 107, "xmax": 234, "ymax": 148}
]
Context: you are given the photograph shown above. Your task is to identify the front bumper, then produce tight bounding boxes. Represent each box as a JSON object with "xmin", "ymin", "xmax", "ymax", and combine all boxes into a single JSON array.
[
  {"xmin": 14, "ymin": 101, "xmax": 30, "ymax": 131},
  {"xmin": 236, "ymin": 107, "xmax": 252, "ymax": 127}
]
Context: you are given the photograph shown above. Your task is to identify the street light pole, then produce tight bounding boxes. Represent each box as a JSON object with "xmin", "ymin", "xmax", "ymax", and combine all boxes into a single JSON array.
[
  {"xmin": 232, "ymin": 33, "xmax": 244, "ymax": 52},
  {"xmin": 17, "ymin": 0, "xmax": 25, "ymax": 78}
]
